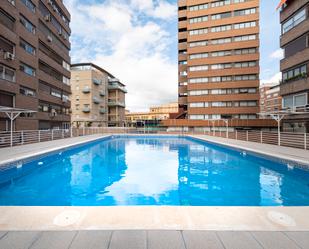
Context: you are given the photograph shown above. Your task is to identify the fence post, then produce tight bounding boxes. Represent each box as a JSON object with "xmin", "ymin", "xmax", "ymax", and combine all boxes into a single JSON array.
[
  {"xmin": 83, "ymin": 127, "xmax": 85, "ymax": 136},
  {"xmin": 246, "ymin": 130, "xmax": 249, "ymax": 141},
  {"xmin": 51, "ymin": 130, "xmax": 54, "ymax": 140},
  {"xmin": 260, "ymin": 131, "xmax": 263, "ymax": 144},
  {"xmin": 305, "ymin": 133, "xmax": 307, "ymax": 150},
  {"xmin": 236, "ymin": 130, "xmax": 238, "ymax": 140},
  {"xmin": 70, "ymin": 126, "xmax": 73, "ymax": 138},
  {"xmin": 38, "ymin": 130, "xmax": 41, "ymax": 142},
  {"xmin": 62, "ymin": 129, "xmax": 64, "ymax": 139}
]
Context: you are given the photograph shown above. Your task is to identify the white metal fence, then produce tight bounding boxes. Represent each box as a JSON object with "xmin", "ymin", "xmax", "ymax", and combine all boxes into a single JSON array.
[{"xmin": 0, "ymin": 127, "xmax": 308, "ymax": 150}]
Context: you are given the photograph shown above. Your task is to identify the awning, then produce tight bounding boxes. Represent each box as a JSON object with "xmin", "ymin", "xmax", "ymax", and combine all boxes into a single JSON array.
[{"xmin": 276, "ymin": 0, "xmax": 288, "ymax": 10}]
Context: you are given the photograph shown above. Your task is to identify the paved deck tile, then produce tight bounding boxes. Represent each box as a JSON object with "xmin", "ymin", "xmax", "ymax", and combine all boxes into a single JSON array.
[
  {"xmin": 218, "ymin": 231, "xmax": 263, "ymax": 249},
  {"xmin": 69, "ymin": 231, "xmax": 112, "ymax": 249},
  {"xmin": 29, "ymin": 231, "xmax": 77, "ymax": 249},
  {"xmin": 284, "ymin": 232, "xmax": 309, "ymax": 249},
  {"xmin": 147, "ymin": 231, "xmax": 186, "ymax": 249},
  {"xmin": 251, "ymin": 231, "xmax": 301, "ymax": 249},
  {"xmin": 0, "ymin": 231, "xmax": 41, "ymax": 249},
  {"xmin": 109, "ymin": 231, "xmax": 146, "ymax": 249},
  {"xmin": 183, "ymin": 231, "xmax": 224, "ymax": 249}
]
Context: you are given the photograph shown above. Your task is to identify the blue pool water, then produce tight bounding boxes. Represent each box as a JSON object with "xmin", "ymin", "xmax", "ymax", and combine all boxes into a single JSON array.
[{"xmin": 0, "ymin": 136, "xmax": 309, "ymax": 206}]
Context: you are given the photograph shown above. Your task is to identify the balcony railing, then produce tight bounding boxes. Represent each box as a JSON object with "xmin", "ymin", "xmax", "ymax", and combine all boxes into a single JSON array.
[
  {"xmin": 108, "ymin": 101, "xmax": 125, "ymax": 107},
  {"xmin": 82, "ymin": 86, "xmax": 90, "ymax": 93},
  {"xmin": 99, "ymin": 90, "xmax": 105, "ymax": 96},
  {"xmin": 281, "ymin": 73, "xmax": 308, "ymax": 84},
  {"xmin": 108, "ymin": 83, "xmax": 127, "ymax": 93},
  {"xmin": 82, "ymin": 107, "xmax": 90, "ymax": 113},
  {"xmin": 93, "ymin": 97, "xmax": 101, "ymax": 104},
  {"xmin": 100, "ymin": 108, "xmax": 106, "ymax": 114},
  {"xmin": 93, "ymin": 79, "xmax": 102, "ymax": 85}
]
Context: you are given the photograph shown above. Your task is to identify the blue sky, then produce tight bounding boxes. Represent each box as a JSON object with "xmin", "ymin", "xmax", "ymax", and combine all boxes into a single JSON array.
[{"xmin": 65, "ymin": 0, "xmax": 282, "ymax": 111}]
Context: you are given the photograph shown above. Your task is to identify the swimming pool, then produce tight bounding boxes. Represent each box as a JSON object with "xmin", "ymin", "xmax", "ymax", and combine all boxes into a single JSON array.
[{"xmin": 0, "ymin": 135, "xmax": 309, "ymax": 206}]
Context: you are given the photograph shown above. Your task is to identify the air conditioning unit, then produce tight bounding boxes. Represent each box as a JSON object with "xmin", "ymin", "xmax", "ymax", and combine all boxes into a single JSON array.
[
  {"xmin": 4, "ymin": 52, "xmax": 14, "ymax": 61},
  {"xmin": 58, "ymin": 31, "xmax": 62, "ymax": 36},
  {"xmin": 45, "ymin": 14, "xmax": 51, "ymax": 22},
  {"xmin": 47, "ymin": 0, "xmax": 52, "ymax": 5},
  {"xmin": 47, "ymin": 35, "xmax": 53, "ymax": 42}
]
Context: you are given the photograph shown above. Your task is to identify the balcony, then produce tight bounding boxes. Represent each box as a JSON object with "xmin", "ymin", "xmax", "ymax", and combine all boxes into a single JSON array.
[
  {"xmin": 100, "ymin": 108, "xmax": 106, "ymax": 114},
  {"xmin": 82, "ymin": 86, "xmax": 91, "ymax": 93},
  {"xmin": 99, "ymin": 90, "xmax": 106, "ymax": 96},
  {"xmin": 93, "ymin": 97, "xmax": 101, "ymax": 104},
  {"xmin": 108, "ymin": 83, "xmax": 127, "ymax": 93},
  {"xmin": 83, "ymin": 107, "xmax": 91, "ymax": 113},
  {"xmin": 93, "ymin": 78, "xmax": 102, "ymax": 85},
  {"xmin": 108, "ymin": 101, "xmax": 125, "ymax": 108}
]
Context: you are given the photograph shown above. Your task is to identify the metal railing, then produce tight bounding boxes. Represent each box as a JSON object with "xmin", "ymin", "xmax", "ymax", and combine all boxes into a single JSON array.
[{"xmin": 0, "ymin": 127, "xmax": 308, "ymax": 150}]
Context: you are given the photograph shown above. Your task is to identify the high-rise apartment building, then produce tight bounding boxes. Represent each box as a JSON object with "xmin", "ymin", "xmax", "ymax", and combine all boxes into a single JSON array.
[
  {"xmin": 0, "ymin": 0, "xmax": 71, "ymax": 131},
  {"xmin": 163, "ymin": 0, "xmax": 277, "ymax": 130},
  {"xmin": 278, "ymin": 0, "xmax": 309, "ymax": 132},
  {"xmin": 71, "ymin": 63, "xmax": 127, "ymax": 128}
]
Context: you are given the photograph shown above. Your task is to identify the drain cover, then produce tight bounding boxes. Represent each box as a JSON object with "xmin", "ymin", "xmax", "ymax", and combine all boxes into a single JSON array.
[
  {"xmin": 53, "ymin": 210, "xmax": 81, "ymax": 227},
  {"xmin": 267, "ymin": 211, "xmax": 296, "ymax": 227}
]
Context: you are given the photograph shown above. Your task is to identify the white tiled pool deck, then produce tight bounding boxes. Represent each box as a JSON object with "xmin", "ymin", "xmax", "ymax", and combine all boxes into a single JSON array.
[{"xmin": 0, "ymin": 134, "xmax": 309, "ymax": 234}]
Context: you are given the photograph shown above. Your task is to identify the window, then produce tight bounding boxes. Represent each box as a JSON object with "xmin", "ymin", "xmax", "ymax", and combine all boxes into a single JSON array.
[
  {"xmin": 234, "ymin": 75, "xmax": 257, "ymax": 81},
  {"xmin": 62, "ymin": 61, "xmax": 70, "ymax": 71},
  {"xmin": 189, "ymin": 65, "xmax": 208, "ymax": 71},
  {"xmin": 0, "ymin": 64, "xmax": 15, "ymax": 82},
  {"xmin": 20, "ymin": 62, "xmax": 35, "ymax": 76},
  {"xmin": 283, "ymin": 96, "xmax": 293, "ymax": 108},
  {"xmin": 234, "ymin": 8, "xmax": 256, "ymax": 16},
  {"xmin": 189, "ymin": 28, "xmax": 208, "ymax": 36},
  {"xmin": 211, "ymin": 0, "xmax": 231, "ymax": 8},
  {"xmin": 190, "ymin": 102, "xmax": 205, "ymax": 108},
  {"xmin": 20, "ymin": 15, "xmax": 35, "ymax": 34},
  {"xmin": 211, "ymin": 50, "xmax": 232, "ymax": 57},
  {"xmin": 211, "ymin": 12, "xmax": 231, "ymax": 20},
  {"xmin": 21, "ymin": 0, "xmax": 35, "ymax": 13},
  {"xmin": 190, "ymin": 40, "xmax": 208, "ymax": 47},
  {"xmin": 20, "ymin": 86, "xmax": 36, "ymax": 97},
  {"xmin": 234, "ymin": 48, "xmax": 257, "ymax": 55},
  {"xmin": 282, "ymin": 8, "xmax": 306, "ymax": 34},
  {"xmin": 179, "ymin": 61, "xmax": 187, "ymax": 65},
  {"xmin": 51, "ymin": 88, "xmax": 61, "ymax": 98},
  {"xmin": 189, "ymin": 15, "xmax": 208, "ymax": 24},
  {"xmin": 211, "ymin": 63, "xmax": 231, "ymax": 70},
  {"xmin": 189, "ymin": 90, "xmax": 208, "ymax": 96},
  {"xmin": 234, "ymin": 21, "xmax": 256, "ymax": 29},
  {"xmin": 0, "ymin": 9, "xmax": 15, "ymax": 30},
  {"xmin": 284, "ymin": 35, "xmax": 307, "ymax": 58},
  {"xmin": 211, "ymin": 24, "xmax": 231, "ymax": 33},
  {"xmin": 63, "ymin": 76, "xmax": 70, "ymax": 85},
  {"xmin": 189, "ymin": 115, "xmax": 204, "ymax": 120},
  {"xmin": 0, "ymin": 36, "xmax": 14, "ymax": 54},
  {"xmin": 189, "ymin": 78, "xmax": 209, "ymax": 83},
  {"xmin": 234, "ymin": 61, "xmax": 257, "ymax": 68},
  {"xmin": 234, "ymin": 34, "xmax": 256, "ymax": 42},
  {"xmin": 189, "ymin": 53, "xmax": 208, "ymax": 60},
  {"xmin": 282, "ymin": 64, "xmax": 307, "ymax": 83},
  {"xmin": 294, "ymin": 94, "xmax": 307, "ymax": 107},
  {"xmin": 211, "ymin": 37, "xmax": 232, "ymax": 45},
  {"xmin": 20, "ymin": 39, "xmax": 35, "ymax": 55},
  {"xmin": 189, "ymin": 3, "xmax": 208, "ymax": 11}
]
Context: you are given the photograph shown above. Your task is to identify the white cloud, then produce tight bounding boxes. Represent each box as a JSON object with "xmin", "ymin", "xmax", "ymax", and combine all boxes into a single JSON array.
[
  {"xmin": 65, "ymin": 0, "xmax": 178, "ymax": 112},
  {"xmin": 261, "ymin": 72, "xmax": 282, "ymax": 85},
  {"xmin": 270, "ymin": 49, "xmax": 284, "ymax": 59}
]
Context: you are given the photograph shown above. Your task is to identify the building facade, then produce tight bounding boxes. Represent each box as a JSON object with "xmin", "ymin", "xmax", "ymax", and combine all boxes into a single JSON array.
[
  {"xmin": 71, "ymin": 63, "xmax": 127, "ymax": 128},
  {"xmin": 126, "ymin": 102, "xmax": 178, "ymax": 127},
  {"xmin": 260, "ymin": 83, "xmax": 282, "ymax": 114},
  {"xmin": 279, "ymin": 0, "xmax": 309, "ymax": 132},
  {"xmin": 0, "ymin": 0, "xmax": 71, "ymax": 131},
  {"xmin": 163, "ymin": 0, "xmax": 276, "ymax": 130}
]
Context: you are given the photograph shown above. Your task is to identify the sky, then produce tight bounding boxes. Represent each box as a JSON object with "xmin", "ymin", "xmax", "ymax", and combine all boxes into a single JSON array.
[{"xmin": 64, "ymin": 0, "xmax": 282, "ymax": 112}]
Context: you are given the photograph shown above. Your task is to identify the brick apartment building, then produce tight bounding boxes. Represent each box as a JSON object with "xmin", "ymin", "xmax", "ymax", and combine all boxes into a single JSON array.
[
  {"xmin": 260, "ymin": 83, "xmax": 282, "ymax": 114},
  {"xmin": 278, "ymin": 0, "xmax": 309, "ymax": 132},
  {"xmin": 0, "ymin": 0, "xmax": 71, "ymax": 131},
  {"xmin": 163, "ymin": 0, "xmax": 275, "ymax": 131},
  {"xmin": 71, "ymin": 63, "xmax": 127, "ymax": 128}
]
